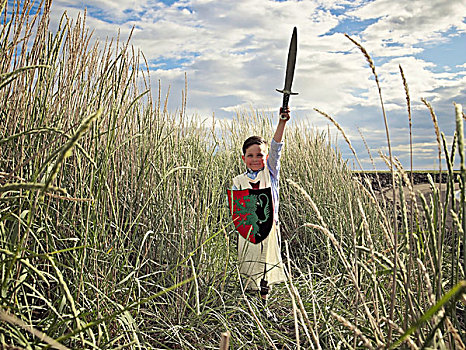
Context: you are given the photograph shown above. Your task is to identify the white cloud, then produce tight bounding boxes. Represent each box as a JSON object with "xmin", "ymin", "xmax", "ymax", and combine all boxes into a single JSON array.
[
  {"xmin": 349, "ymin": 0, "xmax": 466, "ymax": 45},
  {"xmin": 47, "ymin": 0, "xmax": 466, "ymax": 169}
]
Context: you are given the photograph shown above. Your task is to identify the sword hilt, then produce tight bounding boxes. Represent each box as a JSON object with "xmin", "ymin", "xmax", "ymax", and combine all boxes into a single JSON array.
[
  {"xmin": 282, "ymin": 93, "xmax": 290, "ymax": 109},
  {"xmin": 281, "ymin": 95, "xmax": 291, "ymax": 119},
  {"xmin": 276, "ymin": 88, "xmax": 298, "ymax": 119}
]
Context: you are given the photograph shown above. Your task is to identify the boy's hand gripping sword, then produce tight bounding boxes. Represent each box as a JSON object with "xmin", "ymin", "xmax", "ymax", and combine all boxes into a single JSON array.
[{"xmin": 276, "ymin": 27, "xmax": 298, "ymax": 119}]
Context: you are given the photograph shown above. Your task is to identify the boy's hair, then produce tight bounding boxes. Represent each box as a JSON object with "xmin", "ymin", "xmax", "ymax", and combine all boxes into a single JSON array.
[{"xmin": 242, "ymin": 136, "xmax": 267, "ymax": 155}]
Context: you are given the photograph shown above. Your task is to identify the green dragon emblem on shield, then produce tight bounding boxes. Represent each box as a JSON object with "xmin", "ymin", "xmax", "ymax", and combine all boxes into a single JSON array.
[{"xmin": 233, "ymin": 192, "xmax": 271, "ymax": 241}]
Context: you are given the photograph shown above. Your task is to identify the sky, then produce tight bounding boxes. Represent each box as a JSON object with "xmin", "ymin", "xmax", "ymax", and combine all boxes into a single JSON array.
[{"xmin": 45, "ymin": 0, "xmax": 466, "ymax": 169}]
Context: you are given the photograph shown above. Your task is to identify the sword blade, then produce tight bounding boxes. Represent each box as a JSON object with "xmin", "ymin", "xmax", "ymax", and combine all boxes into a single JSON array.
[
  {"xmin": 276, "ymin": 27, "xmax": 298, "ymax": 111},
  {"xmin": 283, "ymin": 27, "xmax": 297, "ymax": 93}
]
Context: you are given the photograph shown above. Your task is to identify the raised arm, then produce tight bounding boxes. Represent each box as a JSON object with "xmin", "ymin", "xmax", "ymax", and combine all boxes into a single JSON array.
[{"xmin": 273, "ymin": 107, "xmax": 290, "ymax": 143}]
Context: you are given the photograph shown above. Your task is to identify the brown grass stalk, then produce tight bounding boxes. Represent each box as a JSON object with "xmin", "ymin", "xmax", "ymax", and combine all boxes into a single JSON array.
[
  {"xmin": 331, "ymin": 312, "xmax": 374, "ymax": 350},
  {"xmin": 345, "ymin": 34, "xmax": 398, "ymax": 340},
  {"xmin": 399, "ymin": 64, "xmax": 416, "ymax": 329},
  {"xmin": 314, "ymin": 108, "xmax": 363, "ymax": 171}
]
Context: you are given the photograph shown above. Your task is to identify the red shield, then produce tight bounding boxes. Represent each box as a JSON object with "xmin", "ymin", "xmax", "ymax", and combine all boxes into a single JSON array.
[{"xmin": 227, "ymin": 188, "xmax": 274, "ymax": 244}]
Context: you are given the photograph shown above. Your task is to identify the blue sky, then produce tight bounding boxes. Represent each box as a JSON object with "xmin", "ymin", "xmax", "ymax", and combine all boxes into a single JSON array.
[{"xmin": 44, "ymin": 0, "xmax": 466, "ymax": 169}]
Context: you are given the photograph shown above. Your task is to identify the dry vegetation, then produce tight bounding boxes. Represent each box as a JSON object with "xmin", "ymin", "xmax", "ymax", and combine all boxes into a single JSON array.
[{"xmin": 1, "ymin": 1, "xmax": 465, "ymax": 349}]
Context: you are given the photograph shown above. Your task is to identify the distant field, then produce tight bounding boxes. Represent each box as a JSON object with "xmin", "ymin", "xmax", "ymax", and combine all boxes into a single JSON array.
[{"xmin": 354, "ymin": 170, "xmax": 461, "ymax": 190}]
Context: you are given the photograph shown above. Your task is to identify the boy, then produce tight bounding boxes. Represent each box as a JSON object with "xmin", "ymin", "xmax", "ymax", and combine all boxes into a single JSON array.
[{"xmin": 232, "ymin": 107, "xmax": 290, "ymax": 319}]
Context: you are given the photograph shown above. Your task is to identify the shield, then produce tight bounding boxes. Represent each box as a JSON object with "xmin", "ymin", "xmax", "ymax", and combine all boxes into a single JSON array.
[{"xmin": 227, "ymin": 188, "xmax": 274, "ymax": 244}]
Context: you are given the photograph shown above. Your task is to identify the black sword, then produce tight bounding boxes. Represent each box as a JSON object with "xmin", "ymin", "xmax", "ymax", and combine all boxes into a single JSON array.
[{"xmin": 276, "ymin": 27, "xmax": 298, "ymax": 118}]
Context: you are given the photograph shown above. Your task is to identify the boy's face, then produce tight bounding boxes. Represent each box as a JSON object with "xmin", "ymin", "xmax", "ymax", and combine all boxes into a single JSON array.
[{"xmin": 242, "ymin": 143, "xmax": 268, "ymax": 171}]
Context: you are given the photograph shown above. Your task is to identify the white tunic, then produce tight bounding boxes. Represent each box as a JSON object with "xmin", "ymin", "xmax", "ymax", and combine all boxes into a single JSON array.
[{"xmin": 233, "ymin": 167, "xmax": 286, "ymax": 290}]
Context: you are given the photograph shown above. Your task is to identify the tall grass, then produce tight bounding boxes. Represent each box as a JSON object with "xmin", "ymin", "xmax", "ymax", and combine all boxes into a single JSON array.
[{"xmin": 1, "ymin": 0, "xmax": 465, "ymax": 349}]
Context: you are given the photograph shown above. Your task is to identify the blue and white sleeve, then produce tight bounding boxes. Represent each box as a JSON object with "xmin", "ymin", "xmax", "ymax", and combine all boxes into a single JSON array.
[{"xmin": 267, "ymin": 138, "xmax": 283, "ymax": 179}]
